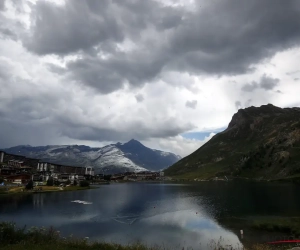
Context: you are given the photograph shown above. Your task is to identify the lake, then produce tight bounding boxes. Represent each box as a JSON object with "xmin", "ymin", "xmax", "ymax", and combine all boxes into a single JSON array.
[{"xmin": 1, "ymin": 181, "xmax": 300, "ymax": 249}]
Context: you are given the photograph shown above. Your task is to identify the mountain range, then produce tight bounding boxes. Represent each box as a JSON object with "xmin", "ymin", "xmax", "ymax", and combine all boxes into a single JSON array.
[
  {"xmin": 3, "ymin": 139, "xmax": 181, "ymax": 174},
  {"xmin": 165, "ymin": 104, "xmax": 300, "ymax": 180}
]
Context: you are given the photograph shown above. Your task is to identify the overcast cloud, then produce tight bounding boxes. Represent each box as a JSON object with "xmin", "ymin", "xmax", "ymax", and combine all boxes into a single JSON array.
[
  {"xmin": 0, "ymin": 0, "xmax": 300, "ymax": 156},
  {"xmin": 242, "ymin": 74, "xmax": 280, "ymax": 92},
  {"xmin": 186, "ymin": 100, "xmax": 197, "ymax": 109}
]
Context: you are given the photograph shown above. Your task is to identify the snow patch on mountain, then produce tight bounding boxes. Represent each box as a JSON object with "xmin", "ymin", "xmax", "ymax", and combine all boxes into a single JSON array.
[
  {"xmin": 3, "ymin": 140, "xmax": 181, "ymax": 173},
  {"xmin": 91, "ymin": 145, "xmax": 147, "ymax": 172}
]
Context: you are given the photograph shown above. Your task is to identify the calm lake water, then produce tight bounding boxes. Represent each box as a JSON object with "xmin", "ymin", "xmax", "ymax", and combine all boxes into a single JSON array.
[{"xmin": 1, "ymin": 181, "xmax": 300, "ymax": 249}]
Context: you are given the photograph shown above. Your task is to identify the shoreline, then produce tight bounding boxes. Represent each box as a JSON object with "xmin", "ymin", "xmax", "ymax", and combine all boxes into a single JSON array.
[
  {"xmin": 0, "ymin": 185, "xmax": 98, "ymax": 196},
  {"xmin": 167, "ymin": 175, "xmax": 300, "ymax": 184}
]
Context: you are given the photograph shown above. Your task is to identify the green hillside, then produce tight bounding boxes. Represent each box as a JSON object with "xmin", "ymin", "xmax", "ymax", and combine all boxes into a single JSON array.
[{"xmin": 165, "ymin": 104, "xmax": 300, "ymax": 180}]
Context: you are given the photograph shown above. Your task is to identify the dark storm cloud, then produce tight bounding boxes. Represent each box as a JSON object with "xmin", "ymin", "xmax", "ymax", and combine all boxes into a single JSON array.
[
  {"xmin": 66, "ymin": 51, "xmax": 167, "ymax": 93},
  {"xmin": 185, "ymin": 100, "xmax": 197, "ymax": 109},
  {"xmin": 24, "ymin": 0, "xmax": 184, "ymax": 56},
  {"xmin": 242, "ymin": 75, "xmax": 280, "ymax": 92},
  {"xmin": 167, "ymin": 0, "xmax": 300, "ymax": 75},
  {"xmin": 67, "ymin": 58, "xmax": 125, "ymax": 94},
  {"xmin": 24, "ymin": 0, "xmax": 124, "ymax": 55},
  {"xmin": 22, "ymin": 0, "xmax": 300, "ymax": 94}
]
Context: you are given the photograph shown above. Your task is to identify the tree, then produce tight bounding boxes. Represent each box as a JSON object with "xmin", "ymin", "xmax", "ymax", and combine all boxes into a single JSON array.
[
  {"xmin": 104, "ymin": 175, "xmax": 111, "ymax": 181},
  {"xmin": 66, "ymin": 179, "xmax": 71, "ymax": 185},
  {"xmin": 73, "ymin": 180, "xmax": 77, "ymax": 186},
  {"xmin": 26, "ymin": 180, "xmax": 34, "ymax": 190},
  {"xmin": 79, "ymin": 180, "xmax": 90, "ymax": 187},
  {"xmin": 0, "ymin": 178, "xmax": 4, "ymax": 184},
  {"xmin": 47, "ymin": 177, "xmax": 54, "ymax": 186}
]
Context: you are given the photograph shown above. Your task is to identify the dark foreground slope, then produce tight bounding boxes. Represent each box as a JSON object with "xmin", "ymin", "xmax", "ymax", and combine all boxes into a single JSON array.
[{"xmin": 165, "ymin": 104, "xmax": 300, "ymax": 180}]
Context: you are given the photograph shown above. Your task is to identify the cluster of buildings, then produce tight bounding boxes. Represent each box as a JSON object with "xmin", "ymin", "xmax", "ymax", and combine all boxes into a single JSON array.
[
  {"xmin": 0, "ymin": 151, "xmax": 94, "ymax": 185},
  {"xmin": 0, "ymin": 150, "xmax": 165, "ymax": 185},
  {"xmin": 110, "ymin": 171, "xmax": 164, "ymax": 181}
]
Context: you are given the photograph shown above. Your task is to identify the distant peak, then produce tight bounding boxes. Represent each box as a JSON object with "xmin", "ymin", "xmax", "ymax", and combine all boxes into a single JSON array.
[
  {"xmin": 117, "ymin": 139, "xmax": 145, "ymax": 148},
  {"xmin": 127, "ymin": 139, "xmax": 142, "ymax": 144}
]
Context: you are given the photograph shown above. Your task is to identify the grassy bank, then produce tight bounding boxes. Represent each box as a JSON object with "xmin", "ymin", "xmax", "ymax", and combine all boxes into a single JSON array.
[
  {"xmin": 0, "ymin": 185, "xmax": 94, "ymax": 195},
  {"xmin": 251, "ymin": 217, "xmax": 300, "ymax": 235},
  {"xmin": 220, "ymin": 216, "xmax": 300, "ymax": 236},
  {"xmin": 0, "ymin": 222, "xmax": 294, "ymax": 250}
]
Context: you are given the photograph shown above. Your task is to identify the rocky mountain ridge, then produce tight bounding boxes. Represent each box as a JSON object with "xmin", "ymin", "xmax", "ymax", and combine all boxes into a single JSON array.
[{"xmin": 165, "ymin": 104, "xmax": 300, "ymax": 180}]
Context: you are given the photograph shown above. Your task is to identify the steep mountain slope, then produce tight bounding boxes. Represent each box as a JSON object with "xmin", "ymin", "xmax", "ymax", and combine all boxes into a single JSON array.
[
  {"xmin": 3, "ymin": 140, "xmax": 181, "ymax": 174},
  {"xmin": 115, "ymin": 139, "xmax": 181, "ymax": 171},
  {"xmin": 165, "ymin": 104, "xmax": 300, "ymax": 180}
]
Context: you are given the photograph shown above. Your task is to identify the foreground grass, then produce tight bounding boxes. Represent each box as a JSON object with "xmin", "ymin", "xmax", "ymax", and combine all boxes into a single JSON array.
[
  {"xmin": 220, "ymin": 216, "xmax": 300, "ymax": 236},
  {"xmin": 0, "ymin": 222, "xmax": 296, "ymax": 250},
  {"xmin": 0, "ymin": 222, "xmax": 152, "ymax": 250},
  {"xmin": 252, "ymin": 217, "xmax": 300, "ymax": 236}
]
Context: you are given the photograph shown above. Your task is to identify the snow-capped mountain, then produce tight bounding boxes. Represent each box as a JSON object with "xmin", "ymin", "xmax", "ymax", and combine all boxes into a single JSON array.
[{"xmin": 2, "ymin": 139, "xmax": 181, "ymax": 174}]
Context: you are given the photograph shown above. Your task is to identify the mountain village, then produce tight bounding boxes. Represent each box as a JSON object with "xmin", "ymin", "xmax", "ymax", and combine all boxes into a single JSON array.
[{"xmin": 0, "ymin": 150, "xmax": 165, "ymax": 186}]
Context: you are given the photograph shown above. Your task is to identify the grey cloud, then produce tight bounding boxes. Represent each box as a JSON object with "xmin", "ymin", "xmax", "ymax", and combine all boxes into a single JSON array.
[
  {"xmin": 0, "ymin": 59, "xmax": 195, "ymax": 147},
  {"xmin": 135, "ymin": 94, "xmax": 144, "ymax": 103},
  {"xmin": 235, "ymin": 101, "xmax": 242, "ymax": 110},
  {"xmin": 235, "ymin": 99, "xmax": 252, "ymax": 109},
  {"xmin": 60, "ymin": 121, "xmax": 194, "ymax": 142},
  {"xmin": 67, "ymin": 58, "xmax": 124, "ymax": 94},
  {"xmin": 276, "ymin": 90, "xmax": 282, "ymax": 94},
  {"xmin": 185, "ymin": 100, "xmax": 197, "ymax": 109},
  {"xmin": 259, "ymin": 75, "xmax": 279, "ymax": 90},
  {"xmin": 0, "ymin": 119, "xmax": 60, "ymax": 148},
  {"xmin": 294, "ymin": 78, "xmax": 299, "ymax": 81},
  {"xmin": 66, "ymin": 50, "xmax": 167, "ymax": 93},
  {"xmin": 20, "ymin": 0, "xmax": 300, "ymax": 94},
  {"xmin": 245, "ymin": 99, "xmax": 252, "ymax": 107},
  {"xmin": 0, "ymin": 27, "xmax": 17, "ymax": 40},
  {"xmin": 24, "ymin": 0, "xmax": 184, "ymax": 56},
  {"xmin": 286, "ymin": 70, "xmax": 300, "ymax": 76},
  {"xmin": 0, "ymin": 0, "xmax": 5, "ymax": 11},
  {"xmin": 24, "ymin": 0, "xmax": 124, "ymax": 55},
  {"xmin": 241, "ymin": 82, "xmax": 259, "ymax": 92},
  {"xmin": 45, "ymin": 63, "xmax": 67, "ymax": 75},
  {"xmin": 242, "ymin": 75, "xmax": 279, "ymax": 92}
]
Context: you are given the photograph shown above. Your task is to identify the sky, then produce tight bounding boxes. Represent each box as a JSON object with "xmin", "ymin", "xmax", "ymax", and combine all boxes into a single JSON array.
[{"xmin": 0, "ymin": 0, "xmax": 300, "ymax": 157}]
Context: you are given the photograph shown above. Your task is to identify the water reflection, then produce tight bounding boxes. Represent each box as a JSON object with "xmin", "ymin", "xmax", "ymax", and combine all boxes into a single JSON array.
[{"xmin": 1, "ymin": 182, "xmax": 300, "ymax": 249}]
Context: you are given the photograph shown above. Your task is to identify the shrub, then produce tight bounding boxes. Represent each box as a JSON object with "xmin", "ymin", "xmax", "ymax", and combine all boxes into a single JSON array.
[
  {"xmin": 26, "ymin": 180, "xmax": 34, "ymax": 190},
  {"xmin": 73, "ymin": 180, "xmax": 77, "ymax": 186},
  {"xmin": 104, "ymin": 175, "xmax": 111, "ymax": 181},
  {"xmin": 46, "ymin": 177, "xmax": 54, "ymax": 186},
  {"xmin": 54, "ymin": 180, "xmax": 60, "ymax": 186},
  {"xmin": 79, "ymin": 180, "xmax": 89, "ymax": 187},
  {"xmin": 66, "ymin": 179, "xmax": 71, "ymax": 185}
]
